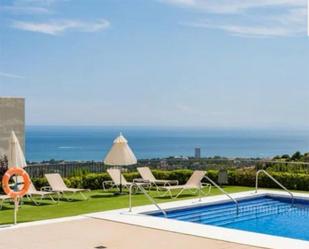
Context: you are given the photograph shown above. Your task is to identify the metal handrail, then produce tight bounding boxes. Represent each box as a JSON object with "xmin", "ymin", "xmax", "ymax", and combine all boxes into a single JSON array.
[
  {"xmin": 129, "ymin": 183, "xmax": 167, "ymax": 217},
  {"xmin": 203, "ymin": 175, "xmax": 239, "ymax": 215},
  {"xmin": 255, "ymin": 170, "xmax": 294, "ymax": 205}
]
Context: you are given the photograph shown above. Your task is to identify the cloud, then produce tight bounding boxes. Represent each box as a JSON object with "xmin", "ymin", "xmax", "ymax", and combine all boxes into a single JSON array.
[
  {"xmin": 0, "ymin": 72, "xmax": 25, "ymax": 79},
  {"xmin": 0, "ymin": 0, "xmax": 68, "ymax": 15},
  {"xmin": 161, "ymin": 0, "xmax": 305, "ymax": 13},
  {"xmin": 12, "ymin": 19, "xmax": 110, "ymax": 35},
  {"xmin": 17, "ymin": 0, "xmax": 59, "ymax": 5},
  {"xmin": 0, "ymin": 5, "xmax": 50, "ymax": 14},
  {"xmin": 189, "ymin": 23, "xmax": 298, "ymax": 37},
  {"xmin": 0, "ymin": 0, "xmax": 59, "ymax": 15},
  {"xmin": 183, "ymin": 8, "xmax": 306, "ymax": 37},
  {"xmin": 161, "ymin": 0, "xmax": 307, "ymax": 37}
]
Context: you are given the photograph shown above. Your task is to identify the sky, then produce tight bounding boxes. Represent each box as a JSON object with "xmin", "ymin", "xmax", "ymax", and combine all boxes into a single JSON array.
[{"xmin": 0, "ymin": 0, "xmax": 309, "ymax": 129}]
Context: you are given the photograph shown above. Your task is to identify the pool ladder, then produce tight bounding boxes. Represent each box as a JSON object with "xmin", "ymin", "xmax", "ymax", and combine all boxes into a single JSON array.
[
  {"xmin": 203, "ymin": 175, "xmax": 239, "ymax": 215},
  {"xmin": 128, "ymin": 183, "xmax": 167, "ymax": 217},
  {"xmin": 255, "ymin": 170, "xmax": 294, "ymax": 206}
]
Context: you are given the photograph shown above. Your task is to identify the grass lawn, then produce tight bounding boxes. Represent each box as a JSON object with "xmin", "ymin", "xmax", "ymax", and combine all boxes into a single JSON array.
[{"xmin": 0, "ymin": 186, "xmax": 254, "ymax": 225}]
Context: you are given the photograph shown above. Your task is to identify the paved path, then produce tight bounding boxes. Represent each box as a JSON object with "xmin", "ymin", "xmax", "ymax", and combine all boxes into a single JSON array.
[{"xmin": 0, "ymin": 218, "xmax": 263, "ymax": 249}]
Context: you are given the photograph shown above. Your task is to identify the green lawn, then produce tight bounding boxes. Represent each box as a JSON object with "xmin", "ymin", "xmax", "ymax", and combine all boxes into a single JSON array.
[{"xmin": 0, "ymin": 186, "xmax": 253, "ymax": 225}]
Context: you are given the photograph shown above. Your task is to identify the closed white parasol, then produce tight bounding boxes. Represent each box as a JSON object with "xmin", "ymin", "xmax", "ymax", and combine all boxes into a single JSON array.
[{"xmin": 104, "ymin": 133, "xmax": 137, "ymax": 193}]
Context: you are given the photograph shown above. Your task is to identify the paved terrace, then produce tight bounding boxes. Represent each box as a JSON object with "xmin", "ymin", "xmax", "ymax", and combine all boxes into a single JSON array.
[{"xmin": 0, "ymin": 217, "xmax": 262, "ymax": 249}]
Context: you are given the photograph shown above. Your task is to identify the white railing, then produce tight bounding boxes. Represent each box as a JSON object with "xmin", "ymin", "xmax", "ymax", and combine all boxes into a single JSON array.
[
  {"xmin": 255, "ymin": 170, "xmax": 294, "ymax": 205},
  {"xmin": 203, "ymin": 175, "xmax": 239, "ymax": 215},
  {"xmin": 129, "ymin": 183, "xmax": 167, "ymax": 217}
]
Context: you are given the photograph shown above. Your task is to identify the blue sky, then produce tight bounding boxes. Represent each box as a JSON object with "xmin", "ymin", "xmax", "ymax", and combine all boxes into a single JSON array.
[{"xmin": 0, "ymin": 0, "xmax": 308, "ymax": 129}]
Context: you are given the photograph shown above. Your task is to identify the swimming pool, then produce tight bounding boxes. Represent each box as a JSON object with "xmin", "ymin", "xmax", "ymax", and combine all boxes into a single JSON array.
[
  {"xmin": 89, "ymin": 190, "xmax": 309, "ymax": 248},
  {"xmin": 149, "ymin": 195, "xmax": 309, "ymax": 241}
]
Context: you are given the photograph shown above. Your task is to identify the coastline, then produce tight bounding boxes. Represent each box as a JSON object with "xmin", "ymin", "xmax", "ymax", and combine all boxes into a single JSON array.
[{"xmin": 25, "ymin": 126, "xmax": 309, "ymax": 162}]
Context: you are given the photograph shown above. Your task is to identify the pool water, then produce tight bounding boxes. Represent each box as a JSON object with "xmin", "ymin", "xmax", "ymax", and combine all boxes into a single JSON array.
[{"xmin": 149, "ymin": 196, "xmax": 309, "ymax": 241}]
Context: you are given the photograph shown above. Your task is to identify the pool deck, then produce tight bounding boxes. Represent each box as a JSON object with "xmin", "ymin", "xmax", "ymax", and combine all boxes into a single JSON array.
[{"xmin": 0, "ymin": 217, "xmax": 261, "ymax": 249}]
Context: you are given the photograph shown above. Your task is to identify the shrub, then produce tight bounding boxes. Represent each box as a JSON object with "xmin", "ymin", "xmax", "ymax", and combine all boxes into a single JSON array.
[
  {"xmin": 164, "ymin": 169, "xmax": 193, "ymax": 184},
  {"xmin": 27, "ymin": 168, "xmax": 309, "ymax": 192},
  {"xmin": 80, "ymin": 173, "xmax": 110, "ymax": 189},
  {"xmin": 31, "ymin": 177, "xmax": 48, "ymax": 189},
  {"xmin": 206, "ymin": 170, "xmax": 219, "ymax": 182}
]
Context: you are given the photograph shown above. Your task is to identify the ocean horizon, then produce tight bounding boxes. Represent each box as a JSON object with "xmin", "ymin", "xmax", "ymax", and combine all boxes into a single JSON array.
[{"xmin": 25, "ymin": 126, "xmax": 309, "ymax": 162}]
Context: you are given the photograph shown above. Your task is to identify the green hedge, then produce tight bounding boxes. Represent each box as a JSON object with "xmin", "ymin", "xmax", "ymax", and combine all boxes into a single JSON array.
[
  {"xmin": 31, "ymin": 169, "xmax": 196, "ymax": 190},
  {"xmin": 228, "ymin": 169, "xmax": 309, "ymax": 191},
  {"xmin": 29, "ymin": 169, "xmax": 309, "ymax": 191}
]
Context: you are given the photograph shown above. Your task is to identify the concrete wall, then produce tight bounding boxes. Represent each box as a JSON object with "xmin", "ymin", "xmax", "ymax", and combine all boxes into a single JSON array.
[{"xmin": 0, "ymin": 97, "xmax": 25, "ymax": 157}]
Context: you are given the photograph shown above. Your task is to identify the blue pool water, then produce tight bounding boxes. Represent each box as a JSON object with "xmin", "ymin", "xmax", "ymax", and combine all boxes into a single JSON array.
[{"xmin": 149, "ymin": 196, "xmax": 309, "ymax": 241}]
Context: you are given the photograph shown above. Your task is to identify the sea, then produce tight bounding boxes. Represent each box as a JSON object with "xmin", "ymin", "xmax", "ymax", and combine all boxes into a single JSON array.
[{"xmin": 25, "ymin": 126, "xmax": 309, "ymax": 162}]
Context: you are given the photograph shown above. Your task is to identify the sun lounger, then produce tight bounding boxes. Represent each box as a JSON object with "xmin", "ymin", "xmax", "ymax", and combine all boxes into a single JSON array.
[
  {"xmin": 103, "ymin": 168, "xmax": 150, "ymax": 192},
  {"xmin": 159, "ymin": 170, "xmax": 210, "ymax": 198},
  {"xmin": 15, "ymin": 176, "xmax": 55, "ymax": 205},
  {"xmin": 0, "ymin": 195, "xmax": 11, "ymax": 209},
  {"xmin": 137, "ymin": 167, "xmax": 178, "ymax": 190},
  {"xmin": 45, "ymin": 173, "xmax": 90, "ymax": 200},
  {"xmin": 27, "ymin": 182, "xmax": 56, "ymax": 204}
]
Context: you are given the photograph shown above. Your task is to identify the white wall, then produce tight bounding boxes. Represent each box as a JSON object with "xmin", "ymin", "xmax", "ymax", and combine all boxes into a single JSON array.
[{"xmin": 0, "ymin": 97, "xmax": 25, "ymax": 157}]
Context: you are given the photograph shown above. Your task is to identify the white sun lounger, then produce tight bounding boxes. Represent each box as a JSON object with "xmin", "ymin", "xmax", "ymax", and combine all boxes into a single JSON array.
[
  {"xmin": 15, "ymin": 176, "xmax": 56, "ymax": 205},
  {"xmin": 0, "ymin": 195, "xmax": 12, "ymax": 209},
  {"xmin": 103, "ymin": 168, "xmax": 150, "ymax": 192},
  {"xmin": 27, "ymin": 182, "xmax": 56, "ymax": 204},
  {"xmin": 137, "ymin": 167, "xmax": 178, "ymax": 190},
  {"xmin": 160, "ymin": 170, "xmax": 211, "ymax": 198},
  {"xmin": 45, "ymin": 173, "xmax": 90, "ymax": 200}
]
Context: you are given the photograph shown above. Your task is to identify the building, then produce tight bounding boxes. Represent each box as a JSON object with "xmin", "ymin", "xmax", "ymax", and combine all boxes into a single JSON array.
[
  {"xmin": 194, "ymin": 147, "xmax": 201, "ymax": 158},
  {"xmin": 0, "ymin": 97, "xmax": 25, "ymax": 158}
]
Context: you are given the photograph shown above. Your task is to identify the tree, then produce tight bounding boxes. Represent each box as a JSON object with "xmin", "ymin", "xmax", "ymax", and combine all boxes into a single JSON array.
[
  {"xmin": 291, "ymin": 151, "xmax": 302, "ymax": 161},
  {"xmin": 303, "ymin": 153, "xmax": 309, "ymax": 162},
  {"xmin": 0, "ymin": 155, "xmax": 8, "ymax": 179},
  {"xmin": 281, "ymin": 154, "xmax": 290, "ymax": 160}
]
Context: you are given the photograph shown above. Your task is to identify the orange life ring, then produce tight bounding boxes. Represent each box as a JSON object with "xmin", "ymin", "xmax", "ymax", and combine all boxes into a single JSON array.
[{"xmin": 2, "ymin": 167, "xmax": 30, "ymax": 199}]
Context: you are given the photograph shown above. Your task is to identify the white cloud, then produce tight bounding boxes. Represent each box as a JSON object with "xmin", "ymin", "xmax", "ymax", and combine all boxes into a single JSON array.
[
  {"xmin": 190, "ymin": 23, "xmax": 297, "ymax": 37},
  {"xmin": 161, "ymin": 0, "xmax": 305, "ymax": 13},
  {"xmin": 161, "ymin": 0, "xmax": 307, "ymax": 37},
  {"xmin": 162, "ymin": 0, "xmax": 195, "ymax": 7},
  {"xmin": 0, "ymin": 5, "xmax": 50, "ymax": 14},
  {"xmin": 17, "ymin": 0, "xmax": 59, "ymax": 5},
  {"xmin": 0, "ymin": 72, "xmax": 25, "ymax": 79},
  {"xmin": 12, "ymin": 0, "xmax": 62, "ymax": 7},
  {"xmin": 0, "ymin": 0, "xmax": 59, "ymax": 15},
  {"xmin": 184, "ymin": 8, "xmax": 306, "ymax": 37},
  {"xmin": 12, "ymin": 19, "xmax": 110, "ymax": 35}
]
